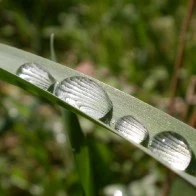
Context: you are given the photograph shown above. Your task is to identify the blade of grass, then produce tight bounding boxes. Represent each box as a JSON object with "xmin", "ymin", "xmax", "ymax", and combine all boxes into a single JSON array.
[
  {"xmin": 49, "ymin": 35, "xmax": 94, "ymax": 196},
  {"xmin": 50, "ymin": 33, "xmax": 57, "ymax": 62},
  {"xmin": 0, "ymin": 43, "xmax": 195, "ymax": 186},
  {"xmin": 63, "ymin": 110, "xmax": 94, "ymax": 196}
]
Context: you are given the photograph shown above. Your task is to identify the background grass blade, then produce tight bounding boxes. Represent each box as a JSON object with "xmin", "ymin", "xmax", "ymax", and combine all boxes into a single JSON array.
[
  {"xmin": 0, "ymin": 43, "xmax": 195, "ymax": 187},
  {"xmin": 50, "ymin": 33, "xmax": 57, "ymax": 62},
  {"xmin": 63, "ymin": 110, "xmax": 94, "ymax": 196},
  {"xmin": 50, "ymin": 34, "xmax": 95, "ymax": 196}
]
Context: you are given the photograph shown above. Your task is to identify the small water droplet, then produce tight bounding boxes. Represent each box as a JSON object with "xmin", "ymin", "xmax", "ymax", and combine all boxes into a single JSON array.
[
  {"xmin": 148, "ymin": 131, "xmax": 192, "ymax": 171},
  {"xmin": 115, "ymin": 115, "xmax": 148, "ymax": 144},
  {"xmin": 55, "ymin": 76, "xmax": 113, "ymax": 120},
  {"xmin": 17, "ymin": 62, "xmax": 56, "ymax": 90},
  {"xmin": 111, "ymin": 119, "xmax": 116, "ymax": 125}
]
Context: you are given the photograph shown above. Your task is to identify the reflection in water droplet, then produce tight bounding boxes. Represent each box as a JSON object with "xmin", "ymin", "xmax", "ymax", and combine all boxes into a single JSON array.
[
  {"xmin": 148, "ymin": 131, "xmax": 192, "ymax": 170},
  {"xmin": 55, "ymin": 76, "xmax": 113, "ymax": 120},
  {"xmin": 115, "ymin": 115, "xmax": 148, "ymax": 144},
  {"xmin": 17, "ymin": 62, "xmax": 56, "ymax": 90}
]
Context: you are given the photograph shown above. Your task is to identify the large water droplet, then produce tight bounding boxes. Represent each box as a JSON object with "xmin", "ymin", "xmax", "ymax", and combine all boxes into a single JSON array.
[
  {"xmin": 115, "ymin": 115, "xmax": 148, "ymax": 144},
  {"xmin": 55, "ymin": 76, "xmax": 113, "ymax": 120},
  {"xmin": 148, "ymin": 131, "xmax": 192, "ymax": 171},
  {"xmin": 17, "ymin": 62, "xmax": 56, "ymax": 90}
]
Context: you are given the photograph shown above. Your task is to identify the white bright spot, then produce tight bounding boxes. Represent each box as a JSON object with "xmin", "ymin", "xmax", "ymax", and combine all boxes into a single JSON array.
[{"xmin": 114, "ymin": 190, "xmax": 123, "ymax": 196}]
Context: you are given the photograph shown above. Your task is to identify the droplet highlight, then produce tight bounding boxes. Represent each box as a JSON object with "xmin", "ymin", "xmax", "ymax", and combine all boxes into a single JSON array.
[
  {"xmin": 115, "ymin": 115, "xmax": 148, "ymax": 144},
  {"xmin": 55, "ymin": 76, "xmax": 113, "ymax": 120},
  {"xmin": 17, "ymin": 62, "xmax": 56, "ymax": 90},
  {"xmin": 148, "ymin": 131, "xmax": 192, "ymax": 171}
]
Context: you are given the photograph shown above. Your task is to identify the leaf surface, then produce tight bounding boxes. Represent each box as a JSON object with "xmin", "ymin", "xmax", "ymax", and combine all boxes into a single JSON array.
[{"xmin": 0, "ymin": 43, "xmax": 195, "ymax": 186}]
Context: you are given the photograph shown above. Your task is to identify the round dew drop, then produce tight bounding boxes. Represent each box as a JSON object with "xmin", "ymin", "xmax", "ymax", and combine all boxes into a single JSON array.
[
  {"xmin": 55, "ymin": 76, "xmax": 113, "ymax": 120},
  {"xmin": 148, "ymin": 131, "xmax": 192, "ymax": 171},
  {"xmin": 17, "ymin": 62, "xmax": 56, "ymax": 90},
  {"xmin": 115, "ymin": 115, "xmax": 148, "ymax": 144}
]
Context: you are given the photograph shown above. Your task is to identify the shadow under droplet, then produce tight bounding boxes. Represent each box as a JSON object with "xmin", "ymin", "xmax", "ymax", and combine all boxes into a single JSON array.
[{"xmin": 100, "ymin": 107, "xmax": 113, "ymax": 125}]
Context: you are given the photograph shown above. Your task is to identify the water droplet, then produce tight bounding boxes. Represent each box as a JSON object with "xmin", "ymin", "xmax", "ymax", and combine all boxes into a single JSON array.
[
  {"xmin": 111, "ymin": 119, "xmax": 116, "ymax": 125},
  {"xmin": 17, "ymin": 62, "xmax": 56, "ymax": 90},
  {"xmin": 55, "ymin": 76, "xmax": 113, "ymax": 120},
  {"xmin": 115, "ymin": 115, "xmax": 148, "ymax": 144},
  {"xmin": 148, "ymin": 131, "xmax": 192, "ymax": 170}
]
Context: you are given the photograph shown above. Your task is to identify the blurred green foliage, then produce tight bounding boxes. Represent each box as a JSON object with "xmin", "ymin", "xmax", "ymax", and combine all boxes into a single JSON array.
[{"xmin": 0, "ymin": 0, "xmax": 195, "ymax": 195}]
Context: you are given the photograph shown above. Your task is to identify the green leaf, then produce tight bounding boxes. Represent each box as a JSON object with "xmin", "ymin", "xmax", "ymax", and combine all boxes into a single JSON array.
[
  {"xmin": 0, "ymin": 43, "xmax": 195, "ymax": 186},
  {"xmin": 49, "ymin": 35, "xmax": 94, "ymax": 195},
  {"xmin": 50, "ymin": 33, "xmax": 57, "ymax": 62},
  {"xmin": 63, "ymin": 110, "xmax": 94, "ymax": 196}
]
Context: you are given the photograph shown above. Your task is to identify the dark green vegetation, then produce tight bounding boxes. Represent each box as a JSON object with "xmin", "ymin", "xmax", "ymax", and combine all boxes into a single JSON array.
[{"xmin": 0, "ymin": 0, "xmax": 195, "ymax": 195}]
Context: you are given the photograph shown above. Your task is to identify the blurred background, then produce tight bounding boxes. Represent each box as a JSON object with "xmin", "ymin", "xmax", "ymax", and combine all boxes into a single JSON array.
[{"xmin": 0, "ymin": 0, "xmax": 195, "ymax": 195}]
